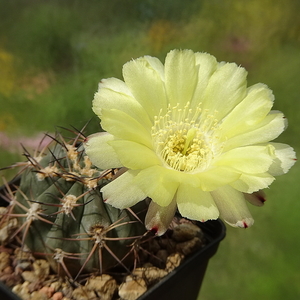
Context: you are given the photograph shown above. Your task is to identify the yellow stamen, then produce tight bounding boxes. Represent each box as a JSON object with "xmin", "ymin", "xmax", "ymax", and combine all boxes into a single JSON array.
[{"xmin": 152, "ymin": 103, "xmax": 222, "ymax": 173}]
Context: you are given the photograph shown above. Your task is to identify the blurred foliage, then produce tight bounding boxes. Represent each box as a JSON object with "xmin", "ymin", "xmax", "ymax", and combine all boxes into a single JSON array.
[
  {"xmin": 1, "ymin": 0, "xmax": 299, "ymax": 137},
  {"xmin": 0, "ymin": 49, "xmax": 16, "ymax": 97},
  {"xmin": 0, "ymin": 0, "xmax": 299, "ymax": 299}
]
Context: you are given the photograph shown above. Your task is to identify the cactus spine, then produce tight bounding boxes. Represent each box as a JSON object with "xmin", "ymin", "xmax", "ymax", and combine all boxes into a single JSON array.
[{"xmin": 2, "ymin": 128, "xmax": 147, "ymax": 279}]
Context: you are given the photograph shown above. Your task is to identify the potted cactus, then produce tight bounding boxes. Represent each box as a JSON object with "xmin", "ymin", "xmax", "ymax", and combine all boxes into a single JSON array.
[
  {"xmin": 0, "ymin": 128, "xmax": 225, "ymax": 300},
  {"xmin": 0, "ymin": 49, "xmax": 296, "ymax": 300}
]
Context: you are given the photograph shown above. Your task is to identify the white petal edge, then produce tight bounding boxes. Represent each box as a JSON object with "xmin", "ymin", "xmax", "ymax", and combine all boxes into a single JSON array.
[
  {"xmin": 145, "ymin": 199, "xmax": 177, "ymax": 236},
  {"xmin": 211, "ymin": 185, "xmax": 254, "ymax": 228},
  {"xmin": 230, "ymin": 173, "xmax": 275, "ymax": 193},
  {"xmin": 268, "ymin": 142, "xmax": 297, "ymax": 176}
]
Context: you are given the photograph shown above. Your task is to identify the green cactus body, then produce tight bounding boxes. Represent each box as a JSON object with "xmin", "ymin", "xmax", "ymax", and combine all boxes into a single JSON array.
[{"xmin": 12, "ymin": 134, "xmax": 146, "ymax": 277}]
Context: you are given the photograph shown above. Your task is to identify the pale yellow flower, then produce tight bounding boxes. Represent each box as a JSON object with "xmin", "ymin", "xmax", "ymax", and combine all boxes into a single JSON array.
[{"xmin": 84, "ymin": 49, "xmax": 296, "ymax": 235}]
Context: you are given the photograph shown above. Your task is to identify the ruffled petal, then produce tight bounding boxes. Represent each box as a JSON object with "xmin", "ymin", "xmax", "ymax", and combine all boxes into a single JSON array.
[
  {"xmin": 164, "ymin": 49, "xmax": 198, "ymax": 107},
  {"xmin": 223, "ymin": 111, "xmax": 286, "ymax": 151},
  {"xmin": 214, "ymin": 145, "xmax": 274, "ymax": 174},
  {"xmin": 133, "ymin": 166, "xmax": 179, "ymax": 207},
  {"xmin": 101, "ymin": 170, "xmax": 146, "ymax": 208},
  {"xmin": 100, "ymin": 108, "xmax": 152, "ymax": 148},
  {"xmin": 122, "ymin": 56, "xmax": 168, "ymax": 119},
  {"xmin": 220, "ymin": 83, "xmax": 274, "ymax": 137},
  {"xmin": 211, "ymin": 186, "xmax": 254, "ymax": 228},
  {"xmin": 108, "ymin": 140, "xmax": 161, "ymax": 170},
  {"xmin": 201, "ymin": 62, "xmax": 248, "ymax": 121},
  {"xmin": 230, "ymin": 173, "xmax": 275, "ymax": 193},
  {"xmin": 84, "ymin": 132, "xmax": 122, "ymax": 169},
  {"xmin": 143, "ymin": 55, "xmax": 165, "ymax": 80},
  {"xmin": 176, "ymin": 184, "xmax": 219, "ymax": 222},
  {"xmin": 145, "ymin": 199, "xmax": 177, "ymax": 236},
  {"xmin": 190, "ymin": 52, "xmax": 218, "ymax": 110},
  {"xmin": 268, "ymin": 142, "xmax": 297, "ymax": 176},
  {"xmin": 93, "ymin": 78, "xmax": 152, "ymax": 128},
  {"xmin": 195, "ymin": 166, "xmax": 241, "ymax": 191},
  {"xmin": 98, "ymin": 77, "xmax": 133, "ymax": 96}
]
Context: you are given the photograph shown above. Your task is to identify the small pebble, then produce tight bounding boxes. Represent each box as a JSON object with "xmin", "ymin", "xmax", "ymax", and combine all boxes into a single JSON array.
[
  {"xmin": 143, "ymin": 266, "xmax": 168, "ymax": 285},
  {"xmin": 31, "ymin": 291, "xmax": 48, "ymax": 300},
  {"xmin": 12, "ymin": 281, "xmax": 31, "ymax": 300},
  {"xmin": 72, "ymin": 286, "xmax": 96, "ymax": 300},
  {"xmin": 33, "ymin": 259, "xmax": 50, "ymax": 280},
  {"xmin": 165, "ymin": 253, "xmax": 184, "ymax": 273},
  {"xmin": 39, "ymin": 286, "xmax": 55, "ymax": 298},
  {"xmin": 132, "ymin": 266, "xmax": 168, "ymax": 285},
  {"xmin": 172, "ymin": 223, "xmax": 203, "ymax": 242},
  {"xmin": 176, "ymin": 236, "xmax": 203, "ymax": 256},
  {"xmin": 3, "ymin": 265, "xmax": 13, "ymax": 274},
  {"xmin": 21, "ymin": 270, "xmax": 38, "ymax": 283},
  {"xmin": 50, "ymin": 281, "xmax": 62, "ymax": 292},
  {"xmin": 119, "ymin": 276, "xmax": 147, "ymax": 300},
  {"xmin": 0, "ymin": 217, "xmax": 18, "ymax": 244},
  {"xmin": 52, "ymin": 291, "xmax": 64, "ymax": 300},
  {"xmin": 85, "ymin": 274, "xmax": 117, "ymax": 300},
  {"xmin": 0, "ymin": 252, "xmax": 10, "ymax": 271}
]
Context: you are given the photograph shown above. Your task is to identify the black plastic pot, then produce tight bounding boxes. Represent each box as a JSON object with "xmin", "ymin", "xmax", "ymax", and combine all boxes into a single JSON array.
[
  {"xmin": 0, "ymin": 281, "xmax": 21, "ymax": 300},
  {"xmin": 0, "ymin": 182, "xmax": 226, "ymax": 300},
  {"xmin": 139, "ymin": 219, "xmax": 226, "ymax": 300}
]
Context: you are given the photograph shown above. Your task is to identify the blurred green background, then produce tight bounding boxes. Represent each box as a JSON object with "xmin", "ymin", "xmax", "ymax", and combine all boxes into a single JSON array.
[{"xmin": 0, "ymin": 0, "xmax": 299, "ymax": 299}]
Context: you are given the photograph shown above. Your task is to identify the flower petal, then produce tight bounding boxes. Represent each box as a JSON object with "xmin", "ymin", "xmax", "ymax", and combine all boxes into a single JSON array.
[
  {"xmin": 220, "ymin": 83, "xmax": 274, "ymax": 137},
  {"xmin": 268, "ymin": 143, "xmax": 297, "ymax": 176},
  {"xmin": 122, "ymin": 56, "xmax": 168, "ymax": 119},
  {"xmin": 164, "ymin": 49, "xmax": 198, "ymax": 107},
  {"xmin": 101, "ymin": 170, "xmax": 146, "ymax": 208},
  {"xmin": 143, "ymin": 55, "xmax": 165, "ymax": 80},
  {"xmin": 195, "ymin": 166, "xmax": 241, "ymax": 191},
  {"xmin": 98, "ymin": 77, "xmax": 133, "ymax": 96},
  {"xmin": 244, "ymin": 191, "xmax": 266, "ymax": 207},
  {"xmin": 176, "ymin": 184, "xmax": 219, "ymax": 222},
  {"xmin": 101, "ymin": 108, "xmax": 152, "ymax": 148},
  {"xmin": 201, "ymin": 62, "xmax": 248, "ymax": 120},
  {"xmin": 84, "ymin": 132, "xmax": 122, "ymax": 169},
  {"xmin": 108, "ymin": 140, "xmax": 161, "ymax": 170},
  {"xmin": 133, "ymin": 166, "xmax": 179, "ymax": 207},
  {"xmin": 223, "ymin": 111, "xmax": 286, "ymax": 150},
  {"xmin": 211, "ymin": 186, "xmax": 254, "ymax": 228},
  {"xmin": 230, "ymin": 173, "xmax": 275, "ymax": 193},
  {"xmin": 190, "ymin": 52, "xmax": 218, "ymax": 110},
  {"xmin": 215, "ymin": 145, "xmax": 274, "ymax": 174},
  {"xmin": 145, "ymin": 199, "xmax": 177, "ymax": 236},
  {"xmin": 93, "ymin": 78, "xmax": 152, "ymax": 128}
]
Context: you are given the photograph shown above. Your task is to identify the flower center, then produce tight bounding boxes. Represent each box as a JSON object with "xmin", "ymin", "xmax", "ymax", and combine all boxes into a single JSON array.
[{"xmin": 152, "ymin": 103, "xmax": 220, "ymax": 173}]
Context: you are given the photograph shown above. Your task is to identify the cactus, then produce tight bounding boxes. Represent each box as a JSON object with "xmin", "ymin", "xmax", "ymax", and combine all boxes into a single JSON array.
[{"xmin": 1, "ymin": 128, "xmax": 148, "ymax": 279}]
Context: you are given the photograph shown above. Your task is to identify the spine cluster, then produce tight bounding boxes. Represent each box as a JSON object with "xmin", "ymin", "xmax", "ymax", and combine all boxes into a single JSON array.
[{"xmin": 0, "ymin": 128, "xmax": 147, "ymax": 279}]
